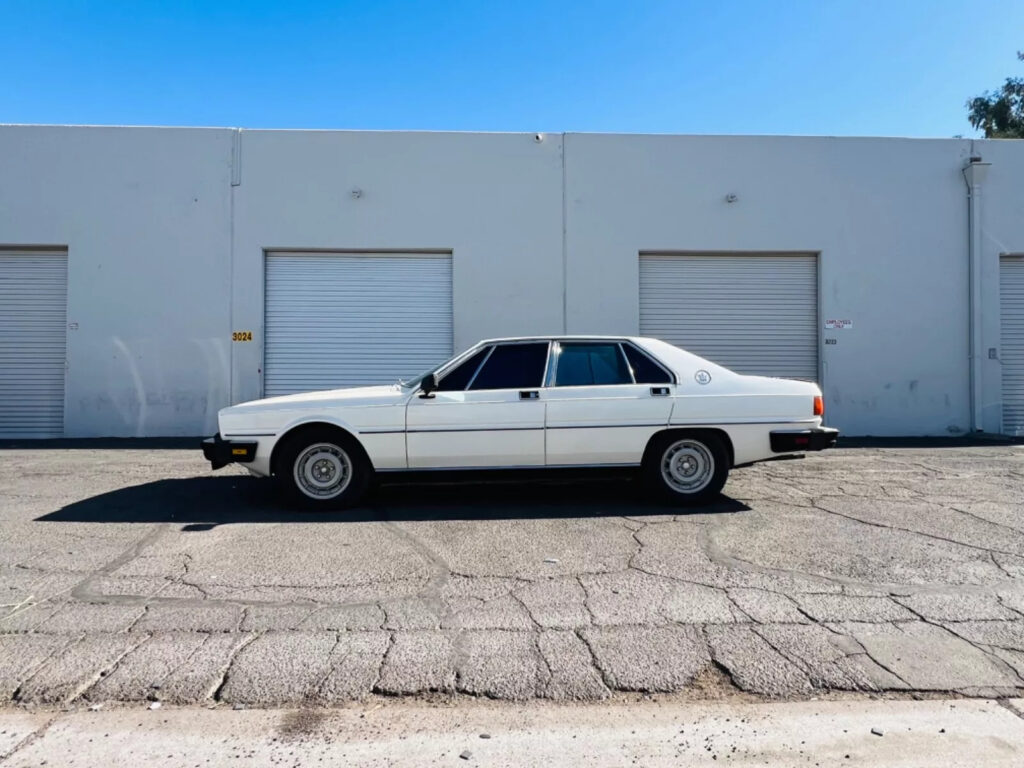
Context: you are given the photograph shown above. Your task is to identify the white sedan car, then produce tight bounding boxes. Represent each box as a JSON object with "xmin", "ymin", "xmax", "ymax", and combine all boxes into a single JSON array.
[{"xmin": 202, "ymin": 336, "xmax": 837, "ymax": 508}]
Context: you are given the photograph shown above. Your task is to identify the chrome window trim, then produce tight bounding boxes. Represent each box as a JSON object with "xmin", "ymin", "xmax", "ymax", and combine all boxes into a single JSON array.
[
  {"xmin": 464, "ymin": 345, "xmax": 496, "ymax": 390},
  {"xmin": 437, "ymin": 344, "xmax": 493, "ymax": 392},
  {"xmin": 545, "ymin": 342, "xmax": 561, "ymax": 388},
  {"xmin": 540, "ymin": 340, "xmax": 554, "ymax": 389},
  {"xmin": 428, "ymin": 338, "xmax": 676, "ymax": 391},
  {"xmin": 426, "ymin": 343, "xmax": 487, "ymax": 386},
  {"xmin": 616, "ymin": 342, "xmax": 637, "ymax": 385}
]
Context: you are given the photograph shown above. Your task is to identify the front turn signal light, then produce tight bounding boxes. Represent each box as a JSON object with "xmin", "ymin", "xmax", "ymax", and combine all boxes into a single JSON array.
[{"xmin": 813, "ymin": 395, "xmax": 824, "ymax": 417}]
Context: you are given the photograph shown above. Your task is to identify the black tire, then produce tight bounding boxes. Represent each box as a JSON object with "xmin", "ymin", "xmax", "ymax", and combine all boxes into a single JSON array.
[
  {"xmin": 273, "ymin": 427, "xmax": 372, "ymax": 510},
  {"xmin": 642, "ymin": 431, "xmax": 729, "ymax": 506}
]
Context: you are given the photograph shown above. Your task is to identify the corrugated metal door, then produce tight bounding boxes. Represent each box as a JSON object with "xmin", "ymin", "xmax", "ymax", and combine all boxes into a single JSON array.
[
  {"xmin": 0, "ymin": 251, "xmax": 68, "ymax": 437},
  {"xmin": 264, "ymin": 252, "xmax": 453, "ymax": 397},
  {"xmin": 640, "ymin": 253, "xmax": 819, "ymax": 380},
  {"xmin": 1001, "ymin": 256, "xmax": 1024, "ymax": 436}
]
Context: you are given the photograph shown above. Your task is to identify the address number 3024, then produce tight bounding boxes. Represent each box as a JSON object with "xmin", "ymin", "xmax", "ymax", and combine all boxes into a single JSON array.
[{"xmin": 232, "ymin": 331, "xmax": 253, "ymax": 342}]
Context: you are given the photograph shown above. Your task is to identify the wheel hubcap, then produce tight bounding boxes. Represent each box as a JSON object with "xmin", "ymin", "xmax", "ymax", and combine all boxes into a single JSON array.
[
  {"xmin": 661, "ymin": 439, "xmax": 714, "ymax": 494},
  {"xmin": 294, "ymin": 443, "xmax": 352, "ymax": 499}
]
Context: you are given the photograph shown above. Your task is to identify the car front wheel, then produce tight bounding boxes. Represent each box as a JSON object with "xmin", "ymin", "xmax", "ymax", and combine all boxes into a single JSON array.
[
  {"xmin": 643, "ymin": 432, "xmax": 729, "ymax": 505},
  {"xmin": 275, "ymin": 428, "xmax": 371, "ymax": 510}
]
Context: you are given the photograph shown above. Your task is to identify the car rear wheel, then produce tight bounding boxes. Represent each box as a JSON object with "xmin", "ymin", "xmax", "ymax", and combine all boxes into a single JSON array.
[
  {"xmin": 643, "ymin": 432, "xmax": 729, "ymax": 505},
  {"xmin": 275, "ymin": 428, "xmax": 371, "ymax": 510}
]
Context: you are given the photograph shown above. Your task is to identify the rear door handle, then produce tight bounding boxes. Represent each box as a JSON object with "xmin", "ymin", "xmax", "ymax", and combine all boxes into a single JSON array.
[
  {"xmin": 519, "ymin": 390, "xmax": 539, "ymax": 400},
  {"xmin": 650, "ymin": 387, "xmax": 670, "ymax": 396}
]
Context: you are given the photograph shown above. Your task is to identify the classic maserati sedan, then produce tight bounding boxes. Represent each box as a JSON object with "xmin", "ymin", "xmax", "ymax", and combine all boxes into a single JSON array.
[{"xmin": 202, "ymin": 336, "xmax": 837, "ymax": 508}]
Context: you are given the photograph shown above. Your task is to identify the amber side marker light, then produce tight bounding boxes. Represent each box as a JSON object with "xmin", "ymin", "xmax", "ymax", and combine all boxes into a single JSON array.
[{"xmin": 813, "ymin": 395, "xmax": 825, "ymax": 417}]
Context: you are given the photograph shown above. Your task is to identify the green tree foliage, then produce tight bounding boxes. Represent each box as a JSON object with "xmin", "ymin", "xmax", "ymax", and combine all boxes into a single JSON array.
[{"xmin": 967, "ymin": 52, "xmax": 1024, "ymax": 138}]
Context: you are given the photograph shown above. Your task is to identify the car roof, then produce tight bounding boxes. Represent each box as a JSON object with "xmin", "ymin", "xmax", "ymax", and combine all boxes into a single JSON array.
[{"xmin": 476, "ymin": 335, "xmax": 647, "ymax": 344}]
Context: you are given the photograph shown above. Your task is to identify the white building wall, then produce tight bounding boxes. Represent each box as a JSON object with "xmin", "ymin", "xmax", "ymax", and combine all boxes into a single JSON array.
[
  {"xmin": 0, "ymin": 126, "xmax": 234, "ymax": 437},
  {"xmin": 564, "ymin": 134, "xmax": 979, "ymax": 436},
  {"xmin": 230, "ymin": 130, "xmax": 565, "ymax": 406},
  {"xmin": 1, "ymin": 125, "xmax": 1022, "ymax": 438}
]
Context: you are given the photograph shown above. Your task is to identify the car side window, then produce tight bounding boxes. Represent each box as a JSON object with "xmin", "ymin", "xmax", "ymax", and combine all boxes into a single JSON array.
[
  {"xmin": 554, "ymin": 343, "xmax": 633, "ymax": 387},
  {"xmin": 622, "ymin": 344, "xmax": 672, "ymax": 384},
  {"xmin": 468, "ymin": 343, "xmax": 549, "ymax": 390},
  {"xmin": 436, "ymin": 347, "xmax": 490, "ymax": 391}
]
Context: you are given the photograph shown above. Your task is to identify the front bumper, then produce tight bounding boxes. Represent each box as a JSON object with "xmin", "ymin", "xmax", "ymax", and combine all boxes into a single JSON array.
[
  {"xmin": 770, "ymin": 427, "xmax": 839, "ymax": 453},
  {"xmin": 201, "ymin": 434, "xmax": 258, "ymax": 470}
]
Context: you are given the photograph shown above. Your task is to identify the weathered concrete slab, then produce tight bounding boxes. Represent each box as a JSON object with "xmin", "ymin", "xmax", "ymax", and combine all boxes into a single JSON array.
[
  {"xmin": 581, "ymin": 625, "xmax": 708, "ymax": 692},
  {"xmin": 375, "ymin": 630, "xmax": 454, "ymax": 694},
  {"xmin": 381, "ymin": 598, "xmax": 441, "ymax": 630},
  {"xmin": 456, "ymin": 631, "xmax": 546, "ymax": 699},
  {"xmin": 158, "ymin": 633, "xmax": 252, "ymax": 704},
  {"xmin": 579, "ymin": 571, "xmax": 673, "ymax": 626},
  {"xmin": 706, "ymin": 624, "xmax": 812, "ymax": 697},
  {"xmin": 945, "ymin": 620, "xmax": 1024, "ymax": 651},
  {"xmin": 442, "ymin": 594, "xmax": 534, "ymax": 630},
  {"xmin": 299, "ymin": 604, "xmax": 385, "ymax": 631},
  {"xmin": 217, "ymin": 631, "xmax": 339, "ymax": 705},
  {"xmin": 85, "ymin": 632, "xmax": 207, "ymax": 701},
  {"xmin": 793, "ymin": 594, "xmax": 916, "ymax": 623},
  {"xmin": 0, "ymin": 602, "xmax": 65, "ymax": 633},
  {"xmin": 0, "ymin": 634, "xmax": 75, "ymax": 699},
  {"xmin": 727, "ymin": 588, "xmax": 809, "ymax": 624},
  {"xmin": 514, "ymin": 578, "xmax": 590, "ymax": 629},
  {"xmin": 538, "ymin": 630, "xmax": 610, "ymax": 700},
  {"xmin": 895, "ymin": 592, "xmax": 1019, "ymax": 622},
  {"xmin": 661, "ymin": 583, "xmax": 746, "ymax": 624},
  {"xmin": 134, "ymin": 603, "xmax": 243, "ymax": 633},
  {"xmin": 239, "ymin": 606, "xmax": 317, "ymax": 632},
  {"xmin": 16, "ymin": 633, "xmax": 145, "ymax": 704},
  {"xmin": 755, "ymin": 623, "xmax": 903, "ymax": 691},
  {"xmin": 849, "ymin": 622, "xmax": 1021, "ymax": 690},
  {"xmin": 316, "ymin": 632, "xmax": 390, "ymax": 700},
  {"xmin": 36, "ymin": 603, "xmax": 145, "ymax": 634}
]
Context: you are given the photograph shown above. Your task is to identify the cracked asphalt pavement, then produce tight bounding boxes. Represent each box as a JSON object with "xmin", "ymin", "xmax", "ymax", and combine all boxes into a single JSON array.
[{"xmin": 2, "ymin": 442, "xmax": 1024, "ymax": 706}]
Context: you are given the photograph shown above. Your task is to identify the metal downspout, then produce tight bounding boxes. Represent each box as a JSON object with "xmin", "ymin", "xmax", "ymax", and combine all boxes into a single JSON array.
[{"xmin": 962, "ymin": 151, "xmax": 990, "ymax": 432}]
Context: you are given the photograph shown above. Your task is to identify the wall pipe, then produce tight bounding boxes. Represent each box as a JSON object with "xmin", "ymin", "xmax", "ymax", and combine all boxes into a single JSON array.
[{"xmin": 962, "ymin": 153, "xmax": 990, "ymax": 432}]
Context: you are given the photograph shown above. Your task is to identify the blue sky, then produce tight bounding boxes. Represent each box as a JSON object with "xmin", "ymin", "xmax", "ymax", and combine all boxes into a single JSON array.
[{"xmin": 2, "ymin": 0, "xmax": 1021, "ymax": 137}]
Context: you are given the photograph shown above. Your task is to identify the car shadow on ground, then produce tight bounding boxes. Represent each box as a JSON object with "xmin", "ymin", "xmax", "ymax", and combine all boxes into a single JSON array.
[{"xmin": 36, "ymin": 474, "xmax": 750, "ymax": 526}]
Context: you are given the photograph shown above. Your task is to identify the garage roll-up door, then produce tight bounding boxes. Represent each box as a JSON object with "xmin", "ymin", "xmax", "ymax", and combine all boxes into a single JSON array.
[
  {"xmin": 0, "ymin": 251, "xmax": 67, "ymax": 437},
  {"xmin": 640, "ymin": 253, "xmax": 818, "ymax": 380},
  {"xmin": 1002, "ymin": 257, "xmax": 1024, "ymax": 436},
  {"xmin": 264, "ymin": 252, "xmax": 453, "ymax": 397}
]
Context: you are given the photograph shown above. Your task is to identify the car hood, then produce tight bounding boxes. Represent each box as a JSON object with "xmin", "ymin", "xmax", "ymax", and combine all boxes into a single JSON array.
[{"xmin": 222, "ymin": 385, "xmax": 406, "ymax": 416}]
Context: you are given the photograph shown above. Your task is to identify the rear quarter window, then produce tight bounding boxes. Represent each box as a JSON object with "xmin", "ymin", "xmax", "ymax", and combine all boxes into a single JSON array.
[{"xmin": 623, "ymin": 344, "xmax": 672, "ymax": 384}]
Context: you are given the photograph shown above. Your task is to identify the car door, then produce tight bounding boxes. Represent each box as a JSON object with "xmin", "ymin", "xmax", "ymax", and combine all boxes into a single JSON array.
[
  {"xmin": 544, "ymin": 341, "xmax": 675, "ymax": 466},
  {"xmin": 405, "ymin": 341, "xmax": 549, "ymax": 468}
]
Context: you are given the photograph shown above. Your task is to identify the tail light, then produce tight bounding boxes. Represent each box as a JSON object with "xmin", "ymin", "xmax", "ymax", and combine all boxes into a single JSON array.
[{"xmin": 813, "ymin": 395, "xmax": 824, "ymax": 417}]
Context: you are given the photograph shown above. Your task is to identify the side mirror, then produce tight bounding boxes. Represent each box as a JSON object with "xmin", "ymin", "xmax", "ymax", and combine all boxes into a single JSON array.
[{"xmin": 419, "ymin": 373, "xmax": 438, "ymax": 398}]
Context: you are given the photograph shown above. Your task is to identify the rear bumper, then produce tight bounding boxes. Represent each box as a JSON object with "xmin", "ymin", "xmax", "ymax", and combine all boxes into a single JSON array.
[
  {"xmin": 201, "ymin": 434, "xmax": 258, "ymax": 470},
  {"xmin": 769, "ymin": 427, "xmax": 839, "ymax": 453}
]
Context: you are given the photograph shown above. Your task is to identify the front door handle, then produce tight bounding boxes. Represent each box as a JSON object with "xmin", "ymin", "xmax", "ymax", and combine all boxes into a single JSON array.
[
  {"xmin": 519, "ymin": 390, "xmax": 539, "ymax": 400},
  {"xmin": 650, "ymin": 387, "xmax": 670, "ymax": 396}
]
